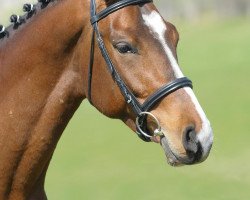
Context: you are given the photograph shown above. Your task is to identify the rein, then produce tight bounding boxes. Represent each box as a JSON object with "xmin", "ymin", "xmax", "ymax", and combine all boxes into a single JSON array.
[{"xmin": 88, "ymin": 0, "xmax": 193, "ymax": 142}]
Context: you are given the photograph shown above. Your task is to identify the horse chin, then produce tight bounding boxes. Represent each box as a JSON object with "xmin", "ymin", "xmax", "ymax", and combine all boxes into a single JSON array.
[{"xmin": 160, "ymin": 137, "xmax": 185, "ymax": 167}]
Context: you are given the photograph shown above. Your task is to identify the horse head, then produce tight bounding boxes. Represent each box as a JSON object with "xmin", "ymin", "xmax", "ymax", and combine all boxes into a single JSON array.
[{"xmin": 82, "ymin": 0, "xmax": 213, "ymax": 166}]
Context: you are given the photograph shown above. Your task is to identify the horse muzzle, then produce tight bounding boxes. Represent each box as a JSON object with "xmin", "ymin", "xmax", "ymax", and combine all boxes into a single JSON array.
[{"xmin": 160, "ymin": 125, "xmax": 213, "ymax": 166}]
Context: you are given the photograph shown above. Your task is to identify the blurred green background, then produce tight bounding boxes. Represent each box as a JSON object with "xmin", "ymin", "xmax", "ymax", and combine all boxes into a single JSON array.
[{"xmin": 1, "ymin": 0, "xmax": 250, "ymax": 199}]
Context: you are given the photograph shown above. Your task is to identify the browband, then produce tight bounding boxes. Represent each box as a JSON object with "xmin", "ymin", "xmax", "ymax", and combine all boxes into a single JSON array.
[{"xmin": 90, "ymin": 0, "xmax": 153, "ymax": 24}]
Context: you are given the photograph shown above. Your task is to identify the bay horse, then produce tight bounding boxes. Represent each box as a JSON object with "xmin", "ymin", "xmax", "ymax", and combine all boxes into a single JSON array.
[{"xmin": 0, "ymin": 0, "xmax": 213, "ymax": 199}]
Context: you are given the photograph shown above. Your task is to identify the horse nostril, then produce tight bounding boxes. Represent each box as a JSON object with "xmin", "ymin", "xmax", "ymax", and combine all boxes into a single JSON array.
[{"xmin": 183, "ymin": 126, "xmax": 198, "ymax": 155}]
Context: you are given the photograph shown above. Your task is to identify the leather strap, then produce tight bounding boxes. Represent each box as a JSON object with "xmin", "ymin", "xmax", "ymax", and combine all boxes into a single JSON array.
[
  {"xmin": 87, "ymin": 30, "xmax": 95, "ymax": 104},
  {"xmin": 141, "ymin": 77, "xmax": 193, "ymax": 111},
  {"xmin": 90, "ymin": 0, "xmax": 153, "ymax": 25},
  {"xmin": 94, "ymin": 23, "xmax": 143, "ymax": 115}
]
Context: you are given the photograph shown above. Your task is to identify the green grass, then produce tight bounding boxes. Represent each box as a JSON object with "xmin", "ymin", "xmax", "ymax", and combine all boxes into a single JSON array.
[{"xmin": 45, "ymin": 18, "xmax": 250, "ymax": 200}]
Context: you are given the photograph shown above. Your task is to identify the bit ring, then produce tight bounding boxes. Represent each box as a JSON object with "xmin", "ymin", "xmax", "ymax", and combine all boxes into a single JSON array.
[{"xmin": 136, "ymin": 112, "xmax": 163, "ymax": 138}]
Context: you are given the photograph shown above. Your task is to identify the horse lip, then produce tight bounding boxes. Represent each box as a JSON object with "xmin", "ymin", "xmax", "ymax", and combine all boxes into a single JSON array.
[
  {"xmin": 160, "ymin": 137, "xmax": 180, "ymax": 166},
  {"xmin": 160, "ymin": 136, "xmax": 195, "ymax": 166}
]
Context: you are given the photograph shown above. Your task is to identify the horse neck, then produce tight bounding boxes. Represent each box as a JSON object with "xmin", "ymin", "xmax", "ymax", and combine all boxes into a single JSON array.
[
  {"xmin": 0, "ymin": 0, "xmax": 91, "ymax": 199},
  {"xmin": 0, "ymin": 0, "xmax": 88, "ymax": 117}
]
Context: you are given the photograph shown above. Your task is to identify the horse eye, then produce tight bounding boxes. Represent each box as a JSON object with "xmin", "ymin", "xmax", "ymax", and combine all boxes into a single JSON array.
[{"xmin": 114, "ymin": 42, "xmax": 137, "ymax": 54}]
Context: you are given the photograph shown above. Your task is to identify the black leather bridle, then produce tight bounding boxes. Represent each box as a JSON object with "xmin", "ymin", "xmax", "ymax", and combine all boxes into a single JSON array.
[{"xmin": 88, "ymin": 0, "xmax": 193, "ymax": 142}]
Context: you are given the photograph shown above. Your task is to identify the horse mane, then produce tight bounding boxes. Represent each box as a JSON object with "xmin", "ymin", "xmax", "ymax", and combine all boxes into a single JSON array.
[
  {"xmin": 0, "ymin": 0, "xmax": 57, "ymax": 44},
  {"xmin": 0, "ymin": 0, "xmax": 121, "ymax": 44}
]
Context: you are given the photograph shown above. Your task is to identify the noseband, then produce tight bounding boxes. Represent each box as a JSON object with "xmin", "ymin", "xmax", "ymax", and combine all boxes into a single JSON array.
[{"xmin": 88, "ymin": 0, "xmax": 193, "ymax": 142}]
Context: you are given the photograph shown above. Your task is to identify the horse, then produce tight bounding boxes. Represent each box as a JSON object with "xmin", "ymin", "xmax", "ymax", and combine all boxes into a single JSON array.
[{"xmin": 0, "ymin": 0, "xmax": 213, "ymax": 199}]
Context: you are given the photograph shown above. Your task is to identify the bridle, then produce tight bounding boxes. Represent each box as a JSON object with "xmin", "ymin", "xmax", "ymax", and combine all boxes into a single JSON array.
[{"xmin": 88, "ymin": 0, "xmax": 193, "ymax": 142}]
